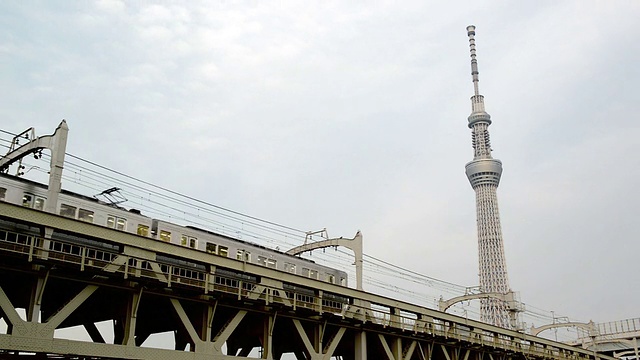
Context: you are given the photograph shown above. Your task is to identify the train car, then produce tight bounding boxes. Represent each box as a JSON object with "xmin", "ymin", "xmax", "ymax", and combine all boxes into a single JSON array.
[
  {"xmin": 0, "ymin": 172, "xmax": 348, "ymax": 287},
  {"xmin": 153, "ymin": 220, "xmax": 348, "ymax": 286}
]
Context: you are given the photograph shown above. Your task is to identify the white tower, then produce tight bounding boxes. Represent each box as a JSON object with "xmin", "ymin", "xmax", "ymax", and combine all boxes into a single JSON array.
[{"xmin": 464, "ymin": 25, "xmax": 512, "ymax": 328}]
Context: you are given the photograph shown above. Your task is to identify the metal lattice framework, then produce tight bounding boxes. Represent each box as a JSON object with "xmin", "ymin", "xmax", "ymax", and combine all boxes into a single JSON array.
[
  {"xmin": 0, "ymin": 201, "xmax": 616, "ymax": 360},
  {"xmin": 464, "ymin": 25, "xmax": 512, "ymax": 328}
]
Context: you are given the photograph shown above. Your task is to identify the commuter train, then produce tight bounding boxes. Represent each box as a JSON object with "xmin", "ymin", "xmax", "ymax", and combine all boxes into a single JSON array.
[{"xmin": 0, "ymin": 172, "xmax": 348, "ymax": 287}]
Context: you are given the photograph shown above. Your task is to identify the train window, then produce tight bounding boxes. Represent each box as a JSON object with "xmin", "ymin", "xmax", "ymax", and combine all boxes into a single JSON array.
[
  {"xmin": 340, "ymin": 277, "xmax": 346, "ymax": 286},
  {"xmin": 78, "ymin": 209, "xmax": 94, "ymax": 223},
  {"xmin": 267, "ymin": 259, "xmax": 277, "ymax": 269},
  {"xmin": 22, "ymin": 193, "xmax": 34, "ymax": 207},
  {"xmin": 137, "ymin": 224, "xmax": 149, "ymax": 236},
  {"xmin": 327, "ymin": 274, "xmax": 335, "ymax": 284},
  {"xmin": 206, "ymin": 242, "xmax": 217, "ymax": 254},
  {"xmin": 284, "ymin": 262, "xmax": 296, "ymax": 274},
  {"xmin": 160, "ymin": 230, "xmax": 171, "ymax": 242},
  {"xmin": 59, "ymin": 204, "xmax": 77, "ymax": 218},
  {"xmin": 236, "ymin": 250, "xmax": 251, "ymax": 262},
  {"xmin": 218, "ymin": 246, "xmax": 228, "ymax": 257},
  {"xmin": 0, "ymin": 187, "xmax": 6, "ymax": 201},
  {"xmin": 181, "ymin": 235, "xmax": 197, "ymax": 248},
  {"xmin": 116, "ymin": 218, "xmax": 126, "ymax": 231},
  {"xmin": 302, "ymin": 268, "xmax": 310, "ymax": 277},
  {"xmin": 34, "ymin": 196, "xmax": 46, "ymax": 211},
  {"xmin": 107, "ymin": 216, "xmax": 127, "ymax": 230},
  {"xmin": 309, "ymin": 269, "xmax": 318, "ymax": 279},
  {"xmin": 257, "ymin": 256, "xmax": 267, "ymax": 266}
]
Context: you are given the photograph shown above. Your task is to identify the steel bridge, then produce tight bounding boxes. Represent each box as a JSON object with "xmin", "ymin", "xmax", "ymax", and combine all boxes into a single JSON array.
[{"xmin": 0, "ymin": 201, "xmax": 615, "ymax": 360}]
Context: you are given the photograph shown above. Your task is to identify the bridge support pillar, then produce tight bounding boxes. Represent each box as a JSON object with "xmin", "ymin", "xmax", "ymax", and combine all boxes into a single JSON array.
[
  {"xmin": 260, "ymin": 313, "xmax": 275, "ymax": 359},
  {"xmin": 201, "ymin": 303, "xmax": 215, "ymax": 342},
  {"xmin": 27, "ymin": 268, "xmax": 49, "ymax": 322},
  {"xmin": 354, "ymin": 330, "xmax": 367, "ymax": 360},
  {"xmin": 122, "ymin": 288, "xmax": 141, "ymax": 346}
]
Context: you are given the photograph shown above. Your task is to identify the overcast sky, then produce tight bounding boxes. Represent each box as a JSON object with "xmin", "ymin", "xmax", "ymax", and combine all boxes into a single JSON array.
[{"xmin": 1, "ymin": 0, "xmax": 639, "ymax": 335}]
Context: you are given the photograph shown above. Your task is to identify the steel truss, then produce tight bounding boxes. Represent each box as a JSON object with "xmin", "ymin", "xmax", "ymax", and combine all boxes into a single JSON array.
[{"xmin": 0, "ymin": 202, "xmax": 612, "ymax": 360}]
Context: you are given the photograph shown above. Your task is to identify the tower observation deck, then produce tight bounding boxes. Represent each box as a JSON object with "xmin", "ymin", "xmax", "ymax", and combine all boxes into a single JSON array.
[{"xmin": 464, "ymin": 25, "xmax": 512, "ymax": 328}]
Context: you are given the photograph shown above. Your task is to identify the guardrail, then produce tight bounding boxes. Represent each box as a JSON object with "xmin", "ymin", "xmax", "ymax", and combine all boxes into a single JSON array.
[{"xmin": 595, "ymin": 318, "xmax": 640, "ymax": 336}]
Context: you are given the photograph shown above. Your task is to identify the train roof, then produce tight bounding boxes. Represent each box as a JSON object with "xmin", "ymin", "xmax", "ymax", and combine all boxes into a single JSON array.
[{"xmin": 0, "ymin": 172, "xmax": 145, "ymax": 215}]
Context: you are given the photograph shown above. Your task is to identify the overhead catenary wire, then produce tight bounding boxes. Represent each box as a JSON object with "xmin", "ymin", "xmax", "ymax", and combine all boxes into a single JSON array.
[
  {"xmin": 20, "ymin": 150, "xmax": 469, "ymax": 296},
  {"xmin": 0, "ymin": 134, "xmax": 590, "ymax": 335},
  {"xmin": 65, "ymin": 153, "xmax": 306, "ymax": 235},
  {"xmin": 58, "ymin": 153, "xmax": 473, "ymax": 297},
  {"xmin": 6, "ymin": 148, "xmax": 573, "ymax": 324}
]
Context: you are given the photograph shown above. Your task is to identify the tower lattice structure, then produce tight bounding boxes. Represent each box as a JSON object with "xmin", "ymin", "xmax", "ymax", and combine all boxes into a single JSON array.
[{"xmin": 464, "ymin": 25, "xmax": 512, "ymax": 328}]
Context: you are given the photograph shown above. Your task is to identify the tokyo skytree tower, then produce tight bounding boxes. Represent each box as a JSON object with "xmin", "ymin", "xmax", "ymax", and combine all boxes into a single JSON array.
[{"xmin": 464, "ymin": 25, "xmax": 512, "ymax": 328}]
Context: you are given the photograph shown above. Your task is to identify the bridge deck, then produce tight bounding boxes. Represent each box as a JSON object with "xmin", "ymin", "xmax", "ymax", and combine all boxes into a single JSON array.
[{"xmin": 0, "ymin": 201, "xmax": 615, "ymax": 360}]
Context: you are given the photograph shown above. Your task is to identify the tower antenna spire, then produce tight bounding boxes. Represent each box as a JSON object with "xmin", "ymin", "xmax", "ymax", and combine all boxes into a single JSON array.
[
  {"xmin": 467, "ymin": 25, "xmax": 481, "ymax": 96},
  {"xmin": 467, "ymin": 25, "xmax": 487, "ymax": 116}
]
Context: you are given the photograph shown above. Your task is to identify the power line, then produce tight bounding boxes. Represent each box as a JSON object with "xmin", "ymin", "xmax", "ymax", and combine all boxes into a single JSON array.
[{"xmin": 65, "ymin": 153, "xmax": 306, "ymax": 235}]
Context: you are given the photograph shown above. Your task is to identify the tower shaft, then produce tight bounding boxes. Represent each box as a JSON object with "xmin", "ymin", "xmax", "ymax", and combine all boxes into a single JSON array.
[{"xmin": 464, "ymin": 25, "xmax": 512, "ymax": 328}]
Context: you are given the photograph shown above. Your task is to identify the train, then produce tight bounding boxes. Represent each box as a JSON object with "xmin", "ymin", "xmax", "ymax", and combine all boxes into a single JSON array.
[{"xmin": 0, "ymin": 172, "xmax": 348, "ymax": 287}]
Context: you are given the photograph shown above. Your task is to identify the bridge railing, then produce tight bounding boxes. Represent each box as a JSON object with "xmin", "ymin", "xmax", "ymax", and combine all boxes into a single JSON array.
[
  {"xmin": 595, "ymin": 318, "xmax": 640, "ymax": 336},
  {"xmin": 0, "ymin": 211, "xmax": 611, "ymax": 360}
]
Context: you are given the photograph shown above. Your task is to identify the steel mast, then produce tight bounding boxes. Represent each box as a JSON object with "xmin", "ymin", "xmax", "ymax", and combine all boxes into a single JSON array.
[{"xmin": 464, "ymin": 25, "xmax": 511, "ymax": 328}]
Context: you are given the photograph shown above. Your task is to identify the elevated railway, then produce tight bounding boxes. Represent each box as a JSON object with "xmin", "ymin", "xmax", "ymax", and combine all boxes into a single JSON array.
[{"xmin": 0, "ymin": 200, "xmax": 615, "ymax": 360}]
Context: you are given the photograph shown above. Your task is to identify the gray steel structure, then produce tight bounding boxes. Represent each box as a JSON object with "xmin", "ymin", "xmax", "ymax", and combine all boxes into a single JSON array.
[
  {"xmin": 0, "ymin": 202, "xmax": 616, "ymax": 360},
  {"xmin": 464, "ymin": 25, "xmax": 512, "ymax": 328}
]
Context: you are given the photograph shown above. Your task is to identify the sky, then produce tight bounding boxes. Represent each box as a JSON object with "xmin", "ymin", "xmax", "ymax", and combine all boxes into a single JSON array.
[{"xmin": 1, "ymin": 0, "xmax": 639, "ymax": 344}]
